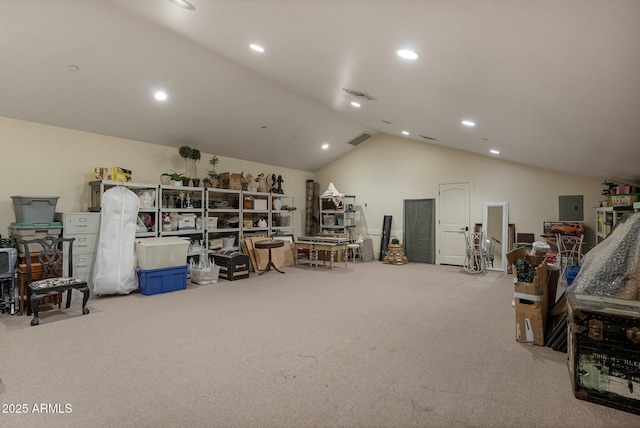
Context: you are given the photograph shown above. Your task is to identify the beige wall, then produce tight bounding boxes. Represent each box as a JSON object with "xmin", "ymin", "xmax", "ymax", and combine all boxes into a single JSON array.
[
  {"xmin": 315, "ymin": 133, "xmax": 601, "ymax": 259},
  {"xmin": 1, "ymin": 118, "xmax": 602, "ymax": 262},
  {"xmin": 0, "ymin": 116, "xmax": 313, "ymax": 238}
]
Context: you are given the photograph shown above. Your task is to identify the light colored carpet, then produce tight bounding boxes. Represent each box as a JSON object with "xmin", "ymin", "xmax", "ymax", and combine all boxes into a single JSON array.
[{"xmin": 1, "ymin": 261, "xmax": 638, "ymax": 428}]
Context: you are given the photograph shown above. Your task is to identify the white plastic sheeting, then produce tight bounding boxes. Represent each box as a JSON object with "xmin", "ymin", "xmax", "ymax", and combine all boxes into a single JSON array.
[
  {"xmin": 320, "ymin": 182, "xmax": 344, "ymax": 209},
  {"xmin": 93, "ymin": 186, "xmax": 140, "ymax": 295},
  {"xmin": 569, "ymin": 212, "xmax": 640, "ymax": 300}
]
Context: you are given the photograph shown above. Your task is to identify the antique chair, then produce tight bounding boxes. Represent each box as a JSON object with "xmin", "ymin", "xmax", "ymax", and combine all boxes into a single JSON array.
[
  {"xmin": 21, "ymin": 236, "xmax": 90, "ymax": 326},
  {"xmin": 464, "ymin": 231, "xmax": 487, "ymax": 274}
]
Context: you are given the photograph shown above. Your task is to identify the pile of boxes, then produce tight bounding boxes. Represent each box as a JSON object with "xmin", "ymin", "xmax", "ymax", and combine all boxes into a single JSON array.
[
  {"xmin": 507, "ymin": 247, "xmax": 550, "ymax": 346},
  {"xmin": 9, "ymin": 195, "xmax": 63, "ymax": 315},
  {"xmin": 94, "ymin": 166, "xmax": 132, "ymax": 182},
  {"xmin": 9, "ymin": 195, "xmax": 63, "ymax": 254}
]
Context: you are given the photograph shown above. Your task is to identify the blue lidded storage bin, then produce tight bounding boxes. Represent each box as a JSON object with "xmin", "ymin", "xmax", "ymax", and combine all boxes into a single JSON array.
[
  {"xmin": 137, "ymin": 264, "xmax": 188, "ymax": 296},
  {"xmin": 566, "ymin": 266, "xmax": 581, "ymax": 286}
]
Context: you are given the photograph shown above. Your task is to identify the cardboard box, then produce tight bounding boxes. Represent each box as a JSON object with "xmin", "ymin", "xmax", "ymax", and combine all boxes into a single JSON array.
[
  {"xmin": 254, "ymin": 199, "xmax": 267, "ymax": 211},
  {"xmin": 178, "ymin": 214, "xmax": 196, "ymax": 230},
  {"xmin": 219, "ymin": 172, "xmax": 242, "ymax": 190},
  {"xmin": 607, "ymin": 193, "xmax": 640, "ymax": 207},
  {"xmin": 94, "ymin": 167, "xmax": 132, "ymax": 182},
  {"xmin": 506, "ymin": 247, "xmax": 546, "ymax": 275},
  {"xmin": 206, "ymin": 216, "xmax": 218, "ymax": 229},
  {"xmin": 509, "ymin": 247, "xmax": 550, "ymax": 345}
]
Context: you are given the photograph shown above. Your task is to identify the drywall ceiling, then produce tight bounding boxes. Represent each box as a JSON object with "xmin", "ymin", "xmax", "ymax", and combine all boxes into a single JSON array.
[{"xmin": 1, "ymin": 0, "xmax": 639, "ymax": 183}]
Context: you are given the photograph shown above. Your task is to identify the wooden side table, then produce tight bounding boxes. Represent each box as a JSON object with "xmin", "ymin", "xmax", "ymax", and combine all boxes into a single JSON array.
[{"xmin": 254, "ymin": 239, "xmax": 285, "ymax": 275}]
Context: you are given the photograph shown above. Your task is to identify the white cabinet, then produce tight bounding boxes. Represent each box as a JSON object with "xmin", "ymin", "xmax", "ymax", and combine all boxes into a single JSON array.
[
  {"xmin": 56, "ymin": 212, "xmax": 100, "ymax": 293},
  {"xmin": 319, "ymin": 195, "xmax": 356, "ymax": 239}
]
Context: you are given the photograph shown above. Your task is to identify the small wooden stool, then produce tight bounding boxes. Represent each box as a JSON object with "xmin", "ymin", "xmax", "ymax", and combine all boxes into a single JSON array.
[{"xmin": 255, "ymin": 239, "xmax": 285, "ymax": 275}]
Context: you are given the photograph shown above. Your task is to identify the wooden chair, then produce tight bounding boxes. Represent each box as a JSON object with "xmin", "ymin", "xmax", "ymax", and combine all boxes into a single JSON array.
[{"xmin": 21, "ymin": 236, "xmax": 90, "ymax": 326}]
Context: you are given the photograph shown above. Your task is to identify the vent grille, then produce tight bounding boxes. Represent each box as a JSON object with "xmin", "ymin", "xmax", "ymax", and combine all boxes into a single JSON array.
[
  {"xmin": 347, "ymin": 132, "xmax": 375, "ymax": 146},
  {"xmin": 419, "ymin": 134, "xmax": 440, "ymax": 142},
  {"xmin": 343, "ymin": 89, "xmax": 377, "ymax": 101}
]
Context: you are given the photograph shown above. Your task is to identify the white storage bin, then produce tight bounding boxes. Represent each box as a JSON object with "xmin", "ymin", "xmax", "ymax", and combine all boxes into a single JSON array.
[{"xmin": 135, "ymin": 237, "xmax": 189, "ymax": 270}]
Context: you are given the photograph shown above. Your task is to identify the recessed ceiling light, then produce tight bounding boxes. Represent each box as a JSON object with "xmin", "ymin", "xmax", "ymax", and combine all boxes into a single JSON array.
[
  {"xmin": 490, "ymin": 149, "xmax": 500, "ymax": 155},
  {"xmin": 321, "ymin": 144, "xmax": 329, "ymax": 150},
  {"xmin": 462, "ymin": 120, "xmax": 476, "ymax": 127},
  {"xmin": 397, "ymin": 49, "xmax": 419, "ymax": 60},
  {"xmin": 154, "ymin": 91, "xmax": 168, "ymax": 101},
  {"xmin": 68, "ymin": 64, "xmax": 80, "ymax": 72},
  {"xmin": 350, "ymin": 101, "xmax": 361, "ymax": 108},
  {"xmin": 169, "ymin": 0, "xmax": 195, "ymax": 11},
  {"xmin": 249, "ymin": 44, "xmax": 265, "ymax": 53},
  {"xmin": 401, "ymin": 131, "xmax": 410, "ymax": 136}
]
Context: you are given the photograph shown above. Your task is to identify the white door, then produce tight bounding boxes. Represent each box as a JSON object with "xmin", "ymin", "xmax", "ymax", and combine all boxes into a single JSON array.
[{"xmin": 438, "ymin": 182, "xmax": 470, "ymax": 265}]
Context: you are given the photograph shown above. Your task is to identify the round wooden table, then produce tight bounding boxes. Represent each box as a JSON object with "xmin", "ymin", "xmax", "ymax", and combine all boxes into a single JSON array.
[{"xmin": 255, "ymin": 239, "xmax": 285, "ymax": 275}]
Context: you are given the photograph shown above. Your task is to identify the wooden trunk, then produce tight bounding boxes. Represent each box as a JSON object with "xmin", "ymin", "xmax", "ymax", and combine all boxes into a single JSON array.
[
  {"xmin": 567, "ymin": 292, "xmax": 640, "ymax": 415},
  {"xmin": 212, "ymin": 250, "xmax": 250, "ymax": 281}
]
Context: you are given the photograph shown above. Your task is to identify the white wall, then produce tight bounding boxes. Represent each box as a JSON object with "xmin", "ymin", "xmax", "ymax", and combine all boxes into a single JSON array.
[
  {"xmin": 1, "ymin": 118, "xmax": 602, "ymax": 261},
  {"xmin": 315, "ymin": 133, "xmax": 601, "ymax": 258},
  {"xmin": 0, "ymin": 116, "xmax": 313, "ymax": 237}
]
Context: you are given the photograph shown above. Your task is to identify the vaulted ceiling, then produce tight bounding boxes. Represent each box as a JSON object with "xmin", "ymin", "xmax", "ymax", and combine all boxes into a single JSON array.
[{"xmin": 2, "ymin": 0, "xmax": 639, "ymax": 183}]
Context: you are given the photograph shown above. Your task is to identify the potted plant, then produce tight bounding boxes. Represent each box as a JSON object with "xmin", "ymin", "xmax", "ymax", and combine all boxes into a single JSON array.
[
  {"xmin": 160, "ymin": 172, "xmax": 171, "ymax": 185},
  {"xmin": 178, "ymin": 145, "xmax": 192, "ymax": 176},
  {"xmin": 207, "ymin": 155, "xmax": 220, "ymax": 188},
  {"xmin": 202, "ymin": 177, "xmax": 212, "ymax": 188},
  {"xmin": 190, "ymin": 148, "xmax": 201, "ymax": 179},
  {"xmin": 169, "ymin": 171, "xmax": 185, "ymax": 186}
]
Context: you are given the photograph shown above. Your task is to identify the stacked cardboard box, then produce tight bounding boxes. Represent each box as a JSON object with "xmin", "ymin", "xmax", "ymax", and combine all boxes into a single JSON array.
[{"xmin": 507, "ymin": 247, "xmax": 549, "ymax": 345}]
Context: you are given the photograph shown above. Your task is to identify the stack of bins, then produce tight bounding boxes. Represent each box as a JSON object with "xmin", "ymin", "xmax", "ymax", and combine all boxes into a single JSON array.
[
  {"xmin": 135, "ymin": 237, "xmax": 189, "ymax": 295},
  {"xmin": 9, "ymin": 196, "xmax": 62, "ymax": 254},
  {"xmin": 10, "ymin": 196, "xmax": 63, "ymax": 313}
]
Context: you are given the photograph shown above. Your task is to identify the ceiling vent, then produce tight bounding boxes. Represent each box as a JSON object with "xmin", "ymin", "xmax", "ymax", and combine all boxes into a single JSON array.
[
  {"xmin": 343, "ymin": 89, "xmax": 377, "ymax": 101},
  {"xmin": 347, "ymin": 132, "xmax": 375, "ymax": 146},
  {"xmin": 419, "ymin": 134, "xmax": 440, "ymax": 143}
]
